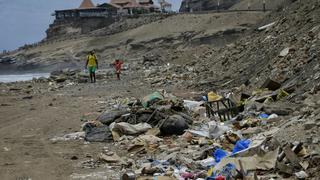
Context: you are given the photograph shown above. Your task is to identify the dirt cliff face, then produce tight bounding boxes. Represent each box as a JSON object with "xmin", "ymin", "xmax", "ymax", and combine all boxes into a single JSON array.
[
  {"xmin": 46, "ymin": 17, "xmax": 115, "ymax": 40},
  {"xmin": 4, "ymin": 12, "xmax": 266, "ymax": 74},
  {"xmin": 179, "ymin": 0, "xmax": 240, "ymax": 12}
]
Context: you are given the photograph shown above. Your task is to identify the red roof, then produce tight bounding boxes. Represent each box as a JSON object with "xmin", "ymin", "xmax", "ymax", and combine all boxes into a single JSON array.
[
  {"xmin": 79, "ymin": 0, "xmax": 95, "ymax": 9},
  {"xmin": 110, "ymin": 0, "xmax": 135, "ymax": 4},
  {"xmin": 111, "ymin": 0, "xmax": 154, "ymax": 8}
]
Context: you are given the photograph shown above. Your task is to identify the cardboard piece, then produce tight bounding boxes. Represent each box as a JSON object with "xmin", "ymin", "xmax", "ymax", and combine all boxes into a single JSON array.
[{"xmin": 214, "ymin": 148, "xmax": 279, "ymax": 172}]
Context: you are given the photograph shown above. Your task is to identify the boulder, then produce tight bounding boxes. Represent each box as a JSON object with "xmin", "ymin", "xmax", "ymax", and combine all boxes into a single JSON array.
[{"xmin": 55, "ymin": 75, "xmax": 67, "ymax": 83}]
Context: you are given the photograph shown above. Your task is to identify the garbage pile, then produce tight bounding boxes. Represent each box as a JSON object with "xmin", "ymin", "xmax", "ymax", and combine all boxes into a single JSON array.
[
  {"xmin": 57, "ymin": 78, "xmax": 319, "ymax": 179},
  {"xmin": 83, "ymin": 90, "xmax": 193, "ymax": 143}
]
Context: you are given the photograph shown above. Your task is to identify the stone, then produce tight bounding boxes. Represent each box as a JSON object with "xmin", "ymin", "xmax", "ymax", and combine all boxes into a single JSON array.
[
  {"xmin": 106, "ymin": 151, "xmax": 114, "ymax": 156},
  {"xmin": 283, "ymin": 146, "xmax": 302, "ymax": 169},
  {"xmin": 122, "ymin": 171, "xmax": 136, "ymax": 180},
  {"xmin": 22, "ymin": 96, "xmax": 33, "ymax": 100},
  {"xmin": 279, "ymin": 48, "xmax": 290, "ymax": 57},
  {"xmin": 141, "ymin": 166, "xmax": 162, "ymax": 175},
  {"xmin": 261, "ymin": 78, "xmax": 281, "ymax": 91},
  {"xmin": 78, "ymin": 77, "xmax": 88, "ymax": 83},
  {"xmin": 98, "ymin": 153, "xmax": 121, "ymax": 163},
  {"xmin": 295, "ymin": 171, "xmax": 308, "ymax": 179},
  {"xmin": 304, "ymin": 121, "xmax": 316, "ymax": 130},
  {"xmin": 279, "ymin": 47, "xmax": 295, "ymax": 57},
  {"xmin": 276, "ymin": 162, "xmax": 294, "ymax": 175},
  {"xmin": 55, "ymin": 76, "xmax": 67, "ymax": 83},
  {"xmin": 312, "ymin": 138, "xmax": 319, "ymax": 144},
  {"xmin": 71, "ymin": 156, "xmax": 78, "ymax": 160}
]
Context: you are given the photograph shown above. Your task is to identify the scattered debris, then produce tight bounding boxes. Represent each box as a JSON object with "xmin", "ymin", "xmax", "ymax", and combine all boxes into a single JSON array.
[{"xmin": 257, "ymin": 22, "xmax": 276, "ymax": 31}]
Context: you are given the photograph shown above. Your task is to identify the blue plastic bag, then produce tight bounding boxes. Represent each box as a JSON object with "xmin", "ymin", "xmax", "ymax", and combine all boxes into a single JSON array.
[
  {"xmin": 213, "ymin": 148, "xmax": 228, "ymax": 163},
  {"xmin": 259, "ymin": 113, "xmax": 269, "ymax": 119},
  {"xmin": 232, "ymin": 139, "xmax": 251, "ymax": 155}
]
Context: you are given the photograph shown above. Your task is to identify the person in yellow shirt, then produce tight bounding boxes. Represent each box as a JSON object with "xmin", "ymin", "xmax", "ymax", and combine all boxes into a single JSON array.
[{"xmin": 85, "ymin": 51, "xmax": 98, "ymax": 83}]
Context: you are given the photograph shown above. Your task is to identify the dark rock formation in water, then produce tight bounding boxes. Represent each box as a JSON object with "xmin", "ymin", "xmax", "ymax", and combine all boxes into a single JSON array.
[{"xmin": 179, "ymin": 0, "xmax": 240, "ymax": 12}]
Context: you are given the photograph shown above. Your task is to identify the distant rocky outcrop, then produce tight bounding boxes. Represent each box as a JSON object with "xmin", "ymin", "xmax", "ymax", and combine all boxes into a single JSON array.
[{"xmin": 179, "ymin": 0, "xmax": 240, "ymax": 12}]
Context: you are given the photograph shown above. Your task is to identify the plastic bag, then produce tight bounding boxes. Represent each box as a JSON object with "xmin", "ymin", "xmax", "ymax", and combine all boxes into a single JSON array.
[
  {"xmin": 214, "ymin": 148, "xmax": 228, "ymax": 163},
  {"xmin": 232, "ymin": 139, "xmax": 251, "ymax": 155},
  {"xmin": 111, "ymin": 122, "xmax": 152, "ymax": 135},
  {"xmin": 208, "ymin": 121, "xmax": 230, "ymax": 139},
  {"xmin": 142, "ymin": 91, "xmax": 164, "ymax": 108},
  {"xmin": 258, "ymin": 113, "xmax": 269, "ymax": 119}
]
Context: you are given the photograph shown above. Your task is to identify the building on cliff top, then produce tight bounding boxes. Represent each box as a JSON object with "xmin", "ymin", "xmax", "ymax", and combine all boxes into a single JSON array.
[
  {"xmin": 53, "ymin": 0, "xmax": 119, "ymax": 20},
  {"xmin": 53, "ymin": 0, "xmax": 159, "ymax": 20},
  {"xmin": 110, "ymin": 0, "xmax": 159, "ymax": 14},
  {"xmin": 79, "ymin": 0, "xmax": 95, "ymax": 9}
]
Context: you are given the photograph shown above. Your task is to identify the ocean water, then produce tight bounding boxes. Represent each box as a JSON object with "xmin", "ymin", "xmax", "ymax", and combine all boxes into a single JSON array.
[{"xmin": 0, "ymin": 73, "xmax": 50, "ymax": 83}]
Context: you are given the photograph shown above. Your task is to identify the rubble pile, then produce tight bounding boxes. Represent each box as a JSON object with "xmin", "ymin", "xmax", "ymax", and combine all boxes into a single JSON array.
[
  {"xmin": 52, "ymin": 76, "xmax": 320, "ymax": 179},
  {"xmin": 84, "ymin": 90, "xmax": 192, "ymax": 142}
]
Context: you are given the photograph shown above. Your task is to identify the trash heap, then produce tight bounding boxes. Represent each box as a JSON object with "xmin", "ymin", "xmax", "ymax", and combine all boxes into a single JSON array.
[
  {"xmin": 59, "ymin": 76, "xmax": 318, "ymax": 180},
  {"xmin": 83, "ymin": 90, "xmax": 193, "ymax": 144}
]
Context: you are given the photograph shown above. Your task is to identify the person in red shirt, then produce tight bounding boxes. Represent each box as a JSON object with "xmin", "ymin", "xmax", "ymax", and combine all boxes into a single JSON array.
[{"xmin": 113, "ymin": 59, "xmax": 123, "ymax": 80}]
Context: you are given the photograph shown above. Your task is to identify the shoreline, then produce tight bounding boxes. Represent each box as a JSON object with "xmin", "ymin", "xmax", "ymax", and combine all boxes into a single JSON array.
[
  {"xmin": 0, "ymin": 73, "xmax": 51, "ymax": 83},
  {"xmin": 0, "ymin": 61, "xmax": 81, "ymax": 75}
]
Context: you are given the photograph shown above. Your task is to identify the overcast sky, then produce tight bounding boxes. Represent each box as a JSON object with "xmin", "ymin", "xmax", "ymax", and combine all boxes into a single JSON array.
[{"xmin": 0, "ymin": 0, "xmax": 182, "ymax": 52}]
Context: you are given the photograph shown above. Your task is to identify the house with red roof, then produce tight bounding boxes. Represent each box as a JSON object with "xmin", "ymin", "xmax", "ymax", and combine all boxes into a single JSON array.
[
  {"xmin": 110, "ymin": 0, "xmax": 158, "ymax": 14},
  {"xmin": 54, "ymin": 0, "xmax": 118, "ymax": 20},
  {"xmin": 53, "ymin": 0, "xmax": 160, "ymax": 20}
]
